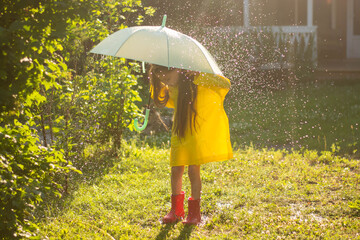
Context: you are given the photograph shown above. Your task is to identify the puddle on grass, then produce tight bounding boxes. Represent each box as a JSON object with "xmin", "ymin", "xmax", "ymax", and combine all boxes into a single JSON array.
[
  {"xmin": 216, "ymin": 201, "xmax": 233, "ymax": 210},
  {"xmin": 289, "ymin": 203, "xmax": 327, "ymax": 223}
]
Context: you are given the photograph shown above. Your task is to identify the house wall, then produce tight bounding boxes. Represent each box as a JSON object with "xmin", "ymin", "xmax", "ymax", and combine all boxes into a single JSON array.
[{"xmin": 249, "ymin": 0, "xmax": 307, "ymax": 26}]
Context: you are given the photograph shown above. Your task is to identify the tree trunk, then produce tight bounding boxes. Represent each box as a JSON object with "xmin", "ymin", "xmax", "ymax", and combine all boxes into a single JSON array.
[{"xmin": 40, "ymin": 106, "xmax": 47, "ymax": 147}]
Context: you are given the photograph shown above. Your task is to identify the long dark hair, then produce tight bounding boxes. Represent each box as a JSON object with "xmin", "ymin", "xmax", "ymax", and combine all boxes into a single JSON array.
[{"xmin": 149, "ymin": 65, "xmax": 198, "ymax": 138}]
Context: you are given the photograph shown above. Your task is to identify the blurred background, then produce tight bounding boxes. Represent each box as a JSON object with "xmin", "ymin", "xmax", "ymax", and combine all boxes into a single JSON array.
[
  {"xmin": 143, "ymin": 0, "xmax": 360, "ymax": 75},
  {"xmin": 141, "ymin": 0, "xmax": 360, "ymax": 154}
]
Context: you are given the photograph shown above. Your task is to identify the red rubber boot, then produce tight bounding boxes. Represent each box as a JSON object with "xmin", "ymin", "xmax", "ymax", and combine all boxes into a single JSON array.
[
  {"xmin": 183, "ymin": 197, "xmax": 201, "ymax": 225},
  {"xmin": 162, "ymin": 191, "xmax": 185, "ymax": 224}
]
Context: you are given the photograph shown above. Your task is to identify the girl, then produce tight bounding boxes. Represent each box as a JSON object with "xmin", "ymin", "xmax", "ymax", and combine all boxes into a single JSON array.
[{"xmin": 149, "ymin": 64, "xmax": 233, "ymax": 225}]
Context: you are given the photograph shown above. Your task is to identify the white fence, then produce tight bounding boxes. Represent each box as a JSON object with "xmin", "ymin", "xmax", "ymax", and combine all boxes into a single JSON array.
[{"xmin": 201, "ymin": 25, "xmax": 318, "ymax": 70}]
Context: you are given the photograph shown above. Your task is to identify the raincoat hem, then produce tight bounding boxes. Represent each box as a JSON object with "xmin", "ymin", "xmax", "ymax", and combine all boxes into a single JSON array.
[{"xmin": 170, "ymin": 153, "xmax": 233, "ymax": 167}]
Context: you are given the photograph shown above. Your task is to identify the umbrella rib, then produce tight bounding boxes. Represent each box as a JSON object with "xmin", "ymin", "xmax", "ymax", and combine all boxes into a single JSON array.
[
  {"xmin": 113, "ymin": 27, "xmax": 148, "ymax": 58},
  {"xmin": 165, "ymin": 29, "xmax": 170, "ymax": 69},
  {"xmin": 188, "ymin": 37, "xmax": 216, "ymax": 74},
  {"xmin": 113, "ymin": 28, "xmax": 139, "ymax": 57},
  {"xmin": 113, "ymin": 27, "xmax": 171, "ymax": 66}
]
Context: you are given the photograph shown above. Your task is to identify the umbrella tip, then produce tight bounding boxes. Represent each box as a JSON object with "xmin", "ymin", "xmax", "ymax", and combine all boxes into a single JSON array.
[{"xmin": 161, "ymin": 14, "xmax": 167, "ymax": 28}]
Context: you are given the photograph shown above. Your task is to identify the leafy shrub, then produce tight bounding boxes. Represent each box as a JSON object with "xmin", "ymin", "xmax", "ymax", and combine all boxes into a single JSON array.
[
  {"xmin": 0, "ymin": 119, "xmax": 80, "ymax": 239},
  {"xmin": 0, "ymin": 0, "xmax": 155, "ymax": 238},
  {"xmin": 54, "ymin": 59, "xmax": 142, "ymax": 160}
]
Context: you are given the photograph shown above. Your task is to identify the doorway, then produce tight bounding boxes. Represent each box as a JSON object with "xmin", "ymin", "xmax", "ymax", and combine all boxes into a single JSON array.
[{"xmin": 347, "ymin": 0, "xmax": 360, "ymax": 58}]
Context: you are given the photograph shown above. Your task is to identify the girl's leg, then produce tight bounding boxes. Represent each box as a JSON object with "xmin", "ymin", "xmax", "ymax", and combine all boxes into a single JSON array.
[
  {"xmin": 188, "ymin": 165, "xmax": 201, "ymax": 200},
  {"xmin": 162, "ymin": 166, "xmax": 185, "ymax": 224},
  {"xmin": 171, "ymin": 166, "xmax": 185, "ymax": 195},
  {"xmin": 183, "ymin": 165, "xmax": 202, "ymax": 225}
]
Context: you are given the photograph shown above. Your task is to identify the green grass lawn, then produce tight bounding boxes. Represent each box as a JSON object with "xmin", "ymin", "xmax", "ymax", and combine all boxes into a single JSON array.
[
  {"xmin": 38, "ymin": 140, "xmax": 360, "ymax": 239},
  {"xmin": 37, "ymin": 79, "xmax": 360, "ymax": 239},
  {"xmin": 226, "ymin": 80, "xmax": 360, "ymax": 156}
]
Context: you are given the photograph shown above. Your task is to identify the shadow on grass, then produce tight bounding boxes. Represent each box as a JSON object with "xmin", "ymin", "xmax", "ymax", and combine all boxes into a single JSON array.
[
  {"xmin": 176, "ymin": 225, "xmax": 195, "ymax": 240},
  {"xmin": 34, "ymin": 147, "xmax": 118, "ymax": 220},
  {"xmin": 155, "ymin": 224, "xmax": 175, "ymax": 240},
  {"xmin": 155, "ymin": 224, "xmax": 195, "ymax": 240}
]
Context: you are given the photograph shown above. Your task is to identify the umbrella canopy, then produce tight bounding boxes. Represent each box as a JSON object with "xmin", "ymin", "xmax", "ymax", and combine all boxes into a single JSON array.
[{"xmin": 89, "ymin": 18, "xmax": 223, "ymax": 76}]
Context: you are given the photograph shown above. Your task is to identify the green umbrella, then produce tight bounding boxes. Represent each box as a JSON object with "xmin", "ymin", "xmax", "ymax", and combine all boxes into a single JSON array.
[{"xmin": 90, "ymin": 15, "xmax": 224, "ymax": 131}]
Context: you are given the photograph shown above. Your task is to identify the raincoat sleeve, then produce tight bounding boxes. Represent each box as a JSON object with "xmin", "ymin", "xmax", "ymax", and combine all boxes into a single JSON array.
[
  {"xmin": 193, "ymin": 73, "xmax": 231, "ymax": 99},
  {"xmin": 150, "ymin": 84, "xmax": 175, "ymax": 109}
]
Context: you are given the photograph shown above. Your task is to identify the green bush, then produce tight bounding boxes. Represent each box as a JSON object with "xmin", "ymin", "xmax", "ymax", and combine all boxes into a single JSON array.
[
  {"xmin": 0, "ymin": 119, "xmax": 79, "ymax": 239},
  {"xmin": 54, "ymin": 59, "xmax": 142, "ymax": 160},
  {"xmin": 0, "ymin": 0, "xmax": 155, "ymax": 238}
]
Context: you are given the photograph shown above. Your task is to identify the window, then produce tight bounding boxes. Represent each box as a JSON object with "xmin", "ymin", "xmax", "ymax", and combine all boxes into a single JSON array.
[{"xmin": 354, "ymin": 0, "xmax": 360, "ymax": 35}]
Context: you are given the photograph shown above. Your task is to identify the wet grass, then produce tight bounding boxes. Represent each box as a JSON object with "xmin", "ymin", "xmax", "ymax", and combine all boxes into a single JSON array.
[
  {"xmin": 226, "ymin": 80, "xmax": 360, "ymax": 156},
  {"xmin": 37, "ymin": 79, "xmax": 360, "ymax": 238},
  {"xmin": 38, "ymin": 140, "xmax": 360, "ymax": 239}
]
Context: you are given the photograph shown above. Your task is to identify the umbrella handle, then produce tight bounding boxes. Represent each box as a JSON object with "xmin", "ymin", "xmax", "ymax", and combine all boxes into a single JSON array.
[{"xmin": 134, "ymin": 108, "xmax": 150, "ymax": 131}]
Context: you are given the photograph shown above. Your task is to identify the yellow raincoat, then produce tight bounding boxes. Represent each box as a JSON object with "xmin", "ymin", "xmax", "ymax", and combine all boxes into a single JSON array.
[{"xmin": 164, "ymin": 73, "xmax": 233, "ymax": 166}]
